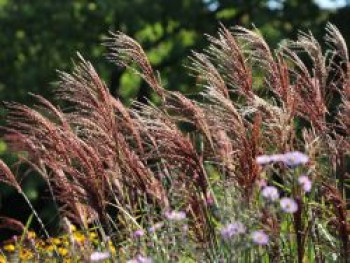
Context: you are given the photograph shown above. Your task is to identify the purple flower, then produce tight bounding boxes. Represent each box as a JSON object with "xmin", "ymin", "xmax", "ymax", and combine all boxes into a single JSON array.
[
  {"xmin": 220, "ymin": 221, "xmax": 246, "ymax": 239},
  {"xmin": 261, "ymin": 186, "xmax": 280, "ymax": 201},
  {"xmin": 251, "ymin": 230, "xmax": 269, "ymax": 245},
  {"xmin": 148, "ymin": 222, "xmax": 164, "ymax": 233},
  {"xmin": 127, "ymin": 255, "xmax": 153, "ymax": 263},
  {"xmin": 256, "ymin": 152, "xmax": 308, "ymax": 168},
  {"xmin": 256, "ymin": 154, "xmax": 284, "ymax": 165},
  {"xmin": 165, "ymin": 210, "xmax": 186, "ymax": 221},
  {"xmin": 90, "ymin": 251, "xmax": 110, "ymax": 261},
  {"xmin": 133, "ymin": 229, "xmax": 145, "ymax": 238},
  {"xmin": 256, "ymin": 155, "xmax": 273, "ymax": 165},
  {"xmin": 280, "ymin": 197, "xmax": 298, "ymax": 213},
  {"xmin": 298, "ymin": 175, "xmax": 312, "ymax": 192},
  {"xmin": 280, "ymin": 151, "xmax": 309, "ymax": 167}
]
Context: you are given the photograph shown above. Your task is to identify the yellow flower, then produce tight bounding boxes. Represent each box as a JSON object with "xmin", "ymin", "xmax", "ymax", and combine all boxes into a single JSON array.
[
  {"xmin": 89, "ymin": 232, "xmax": 98, "ymax": 240},
  {"xmin": 3, "ymin": 244, "xmax": 15, "ymax": 252},
  {"xmin": 46, "ymin": 245, "xmax": 55, "ymax": 252},
  {"xmin": 27, "ymin": 231, "xmax": 36, "ymax": 239},
  {"xmin": 69, "ymin": 224, "xmax": 77, "ymax": 232},
  {"xmin": 20, "ymin": 248, "xmax": 34, "ymax": 260},
  {"xmin": 0, "ymin": 255, "xmax": 6, "ymax": 263},
  {"xmin": 73, "ymin": 232, "xmax": 85, "ymax": 243},
  {"xmin": 58, "ymin": 247, "xmax": 68, "ymax": 256},
  {"xmin": 109, "ymin": 243, "xmax": 116, "ymax": 255},
  {"xmin": 52, "ymin": 238, "xmax": 61, "ymax": 245}
]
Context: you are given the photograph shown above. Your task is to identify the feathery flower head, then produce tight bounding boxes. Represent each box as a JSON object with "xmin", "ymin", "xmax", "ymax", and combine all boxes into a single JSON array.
[
  {"xmin": 261, "ymin": 186, "xmax": 279, "ymax": 201},
  {"xmin": 251, "ymin": 230, "xmax": 269, "ymax": 245},
  {"xmin": 280, "ymin": 197, "xmax": 298, "ymax": 213},
  {"xmin": 220, "ymin": 221, "xmax": 246, "ymax": 239},
  {"xmin": 298, "ymin": 175, "xmax": 312, "ymax": 192}
]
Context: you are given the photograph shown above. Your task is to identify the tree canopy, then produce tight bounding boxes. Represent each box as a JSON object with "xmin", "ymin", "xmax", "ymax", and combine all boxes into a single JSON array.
[{"xmin": 0, "ymin": 0, "xmax": 336, "ymax": 106}]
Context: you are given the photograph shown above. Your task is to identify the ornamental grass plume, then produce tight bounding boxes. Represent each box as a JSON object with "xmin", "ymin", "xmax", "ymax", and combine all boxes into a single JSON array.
[{"xmin": 0, "ymin": 23, "xmax": 349, "ymax": 261}]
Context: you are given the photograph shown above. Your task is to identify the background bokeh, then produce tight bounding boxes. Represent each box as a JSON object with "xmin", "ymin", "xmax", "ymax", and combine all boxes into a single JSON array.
[{"xmin": 0, "ymin": 0, "xmax": 349, "ymax": 238}]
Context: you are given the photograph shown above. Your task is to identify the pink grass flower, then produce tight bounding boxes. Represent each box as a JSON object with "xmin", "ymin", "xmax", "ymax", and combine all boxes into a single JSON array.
[
  {"xmin": 280, "ymin": 197, "xmax": 298, "ymax": 213},
  {"xmin": 298, "ymin": 175, "xmax": 312, "ymax": 192},
  {"xmin": 251, "ymin": 230, "xmax": 269, "ymax": 245},
  {"xmin": 261, "ymin": 186, "xmax": 280, "ymax": 201}
]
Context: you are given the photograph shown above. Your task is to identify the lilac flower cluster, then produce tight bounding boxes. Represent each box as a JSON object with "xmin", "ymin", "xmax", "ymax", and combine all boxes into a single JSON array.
[
  {"xmin": 127, "ymin": 255, "xmax": 153, "ymax": 263},
  {"xmin": 164, "ymin": 210, "xmax": 186, "ymax": 221},
  {"xmin": 256, "ymin": 151, "xmax": 309, "ymax": 168},
  {"xmin": 90, "ymin": 251, "xmax": 110, "ymax": 261},
  {"xmin": 260, "ymin": 185, "xmax": 299, "ymax": 213},
  {"xmin": 261, "ymin": 186, "xmax": 279, "ymax": 201},
  {"xmin": 220, "ymin": 221, "xmax": 246, "ymax": 239},
  {"xmin": 220, "ymin": 222, "xmax": 269, "ymax": 246}
]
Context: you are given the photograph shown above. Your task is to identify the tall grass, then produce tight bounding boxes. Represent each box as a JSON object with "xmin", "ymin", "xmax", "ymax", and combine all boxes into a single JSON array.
[{"xmin": 0, "ymin": 24, "xmax": 349, "ymax": 262}]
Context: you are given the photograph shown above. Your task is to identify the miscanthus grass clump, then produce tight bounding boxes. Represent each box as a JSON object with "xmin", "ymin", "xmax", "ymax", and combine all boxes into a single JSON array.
[{"xmin": 0, "ymin": 23, "xmax": 349, "ymax": 262}]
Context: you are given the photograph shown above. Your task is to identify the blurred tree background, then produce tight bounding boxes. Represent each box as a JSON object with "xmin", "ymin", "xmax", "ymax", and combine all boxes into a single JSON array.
[{"xmin": 0, "ymin": 0, "xmax": 349, "ymax": 238}]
